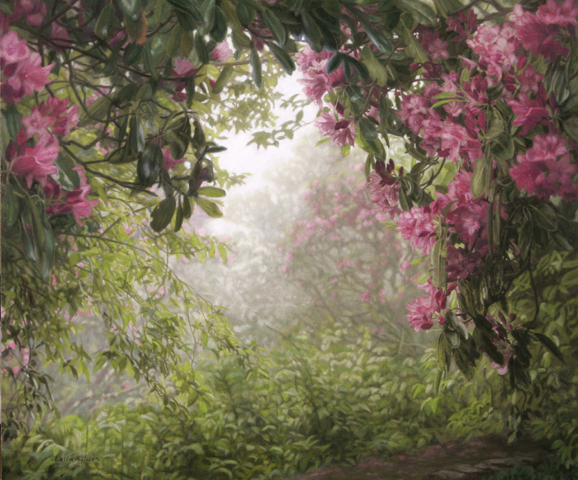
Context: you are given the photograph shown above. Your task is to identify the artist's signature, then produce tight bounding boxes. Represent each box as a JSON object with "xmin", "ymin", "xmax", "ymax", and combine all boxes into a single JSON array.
[{"xmin": 56, "ymin": 455, "xmax": 99, "ymax": 462}]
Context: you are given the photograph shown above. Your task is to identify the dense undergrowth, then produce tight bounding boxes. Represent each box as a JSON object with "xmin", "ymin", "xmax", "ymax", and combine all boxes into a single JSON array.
[{"xmin": 480, "ymin": 457, "xmax": 578, "ymax": 480}]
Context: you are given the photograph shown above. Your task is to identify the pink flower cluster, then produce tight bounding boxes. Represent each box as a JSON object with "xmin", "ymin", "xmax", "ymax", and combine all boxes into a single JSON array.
[
  {"xmin": 406, "ymin": 281, "xmax": 454, "ymax": 332},
  {"xmin": 22, "ymin": 97, "xmax": 79, "ymax": 138},
  {"xmin": 0, "ymin": 31, "xmax": 53, "ymax": 104},
  {"xmin": 44, "ymin": 168, "xmax": 99, "ymax": 225},
  {"xmin": 315, "ymin": 110, "xmax": 356, "ymax": 148},
  {"xmin": 296, "ymin": 45, "xmax": 345, "ymax": 106},
  {"xmin": 510, "ymin": 133, "xmax": 578, "ymax": 201},
  {"xmin": 6, "ymin": 130, "xmax": 59, "ymax": 188},
  {"xmin": 509, "ymin": 0, "xmax": 578, "ymax": 61}
]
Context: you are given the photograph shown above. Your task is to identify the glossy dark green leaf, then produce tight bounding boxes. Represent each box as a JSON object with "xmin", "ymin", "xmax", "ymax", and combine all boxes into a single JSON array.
[
  {"xmin": 301, "ymin": 12, "xmax": 323, "ymax": 52},
  {"xmin": 262, "ymin": 9, "xmax": 286, "ymax": 47},
  {"xmin": 167, "ymin": 0, "xmax": 203, "ymax": 23},
  {"xmin": 436, "ymin": 334, "xmax": 452, "ymax": 371},
  {"xmin": 114, "ymin": 83, "xmax": 140, "ymax": 105},
  {"xmin": 326, "ymin": 52, "xmax": 344, "ymax": 74},
  {"xmin": 181, "ymin": 195, "xmax": 193, "ymax": 218},
  {"xmin": 196, "ymin": 197, "xmax": 223, "ymax": 218},
  {"xmin": 54, "ymin": 153, "xmax": 81, "ymax": 191},
  {"xmin": 117, "ymin": 0, "xmax": 142, "ymax": 22},
  {"xmin": 123, "ymin": 42, "xmax": 143, "ymax": 66},
  {"xmin": 212, "ymin": 65, "xmax": 234, "ymax": 94},
  {"xmin": 473, "ymin": 328, "xmax": 504, "ymax": 366},
  {"xmin": 137, "ymin": 143, "xmax": 163, "ymax": 186},
  {"xmin": 174, "ymin": 204, "xmax": 184, "ymax": 232},
  {"xmin": 95, "ymin": 2, "xmax": 114, "ymax": 38},
  {"xmin": 237, "ymin": 2, "xmax": 255, "ymax": 27},
  {"xmin": 2, "ymin": 103, "xmax": 23, "ymax": 142},
  {"xmin": 210, "ymin": 7, "xmax": 228, "ymax": 42},
  {"xmin": 321, "ymin": 0, "xmax": 341, "ymax": 16},
  {"xmin": 395, "ymin": 0, "xmax": 437, "ymax": 25},
  {"xmin": 151, "ymin": 196, "xmax": 177, "ymax": 232},
  {"xmin": 195, "ymin": 33, "xmax": 210, "ymax": 64},
  {"xmin": 534, "ymin": 333, "xmax": 564, "ymax": 363},
  {"xmin": 130, "ymin": 117, "xmax": 145, "ymax": 154},
  {"xmin": 532, "ymin": 203, "xmax": 558, "ymax": 232},
  {"xmin": 359, "ymin": 117, "xmax": 378, "ymax": 142},
  {"xmin": 250, "ymin": 42, "xmax": 262, "ymax": 89},
  {"xmin": 360, "ymin": 46, "xmax": 387, "ymax": 85},
  {"xmin": 202, "ymin": 0, "xmax": 216, "ymax": 32},
  {"xmin": 40, "ymin": 215, "xmax": 55, "ymax": 282},
  {"xmin": 2, "ymin": 184, "xmax": 19, "ymax": 227},
  {"xmin": 266, "ymin": 41, "xmax": 295, "ymax": 74},
  {"xmin": 492, "ymin": 133, "xmax": 515, "ymax": 160},
  {"xmin": 344, "ymin": 56, "xmax": 370, "ymax": 83}
]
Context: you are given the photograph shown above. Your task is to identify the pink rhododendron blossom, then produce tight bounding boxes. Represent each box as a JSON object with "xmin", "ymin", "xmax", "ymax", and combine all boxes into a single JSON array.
[
  {"xmin": 13, "ymin": 0, "xmax": 47, "ymax": 27},
  {"xmin": 162, "ymin": 148, "xmax": 185, "ymax": 171},
  {"xmin": 46, "ymin": 168, "xmax": 99, "ymax": 224},
  {"xmin": 536, "ymin": 0, "xmax": 578, "ymax": 26},
  {"xmin": 467, "ymin": 24, "xmax": 519, "ymax": 80},
  {"xmin": 509, "ymin": 4, "xmax": 571, "ymax": 60},
  {"xmin": 297, "ymin": 46, "xmax": 345, "ymax": 105},
  {"xmin": 22, "ymin": 98, "xmax": 79, "ymax": 138},
  {"xmin": 0, "ymin": 31, "xmax": 54, "ymax": 104},
  {"xmin": 360, "ymin": 290, "xmax": 372, "ymax": 303},
  {"xmin": 507, "ymin": 88, "xmax": 551, "ymax": 136},
  {"xmin": 368, "ymin": 169, "xmax": 401, "ymax": 220},
  {"xmin": 421, "ymin": 31, "xmax": 450, "ymax": 62},
  {"xmin": 397, "ymin": 206, "xmax": 436, "ymax": 255},
  {"xmin": 7, "ymin": 131, "xmax": 59, "ymax": 187},
  {"xmin": 510, "ymin": 133, "xmax": 578, "ymax": 201},
  {"xmin": 173, "ymin": 57, "xmax": 195, "ymax": 77},
  {"xmin": 212, "ymin": 42, "xmax": 232, "ymax": 62}
]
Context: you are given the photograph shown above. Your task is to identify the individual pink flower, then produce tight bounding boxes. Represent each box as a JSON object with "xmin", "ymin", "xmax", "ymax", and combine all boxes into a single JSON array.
[
  {"xmin": 507, "ymin": 89, "xmax": 551, "ymax": 136},
  {"xmin": 331, "ymin": 119, "xmax": 356, "ymax": 148},
  {"xmin": 172, "ymin": 57, "xmax": 196, "ymax": 77},
  {"xmin": 22, "ymin": 107, "xmax": 53, "ymax": 138},
  {"xmin": 162, "ymin": 148, "xmax": 185, "ymax": 171},
  {"xmin": 7, "ymin": 130, "xmax": 59, "ymax": 187},
  {"xmin": 211, "ymin": 42, "xmax": 232, "ymax": 62}
]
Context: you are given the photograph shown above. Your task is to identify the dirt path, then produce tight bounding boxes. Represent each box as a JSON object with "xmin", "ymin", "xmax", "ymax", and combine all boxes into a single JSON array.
[{"xmin": 286, "ymin": 435, "xmax": 552, "ymax": 480}]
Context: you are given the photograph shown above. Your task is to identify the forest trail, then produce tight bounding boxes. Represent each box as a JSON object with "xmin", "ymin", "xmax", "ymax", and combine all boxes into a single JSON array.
[{"xmin": 286, "ymin": 435, "xmax": 552, "ymax": 480}]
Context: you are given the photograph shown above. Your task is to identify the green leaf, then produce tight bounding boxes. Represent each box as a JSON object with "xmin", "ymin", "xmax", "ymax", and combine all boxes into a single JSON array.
[
  {"xmin": 202, "ymin": 0, "xmax": 216, "ymax": 32},
  {"xmin": 130, "ymin": 117, "xmax": 146, "ymax": 154},
  {"xmin": 360, "ymin": 46, "xmax": 387, "ymax": 85},
  {"xmin": 195, "ymin": 33, "xmax": 210, "ymax": 64},
  {"xmin": 114, "ymin": 83, "xmax": 140, "ymax": 105},
  {"xmin": 359, "ymin": 117, "xmax": 378, "ymax": 142},
  {"xmin": 54, "ymin": 153, "xmax": 81, "ymax": 191},
  {"xmin": 470, "ymin": 156, "xmax": 491, "ymax": 198},
  {"xmin": 266, "ymin": 41, "xmax": 295, "ymax": 74},
  {"xmin": 151, "ymin": 196, "xmax": 177, "ymax": 232},
  {"xmin": 137, "ymin": 143, "xmax": 163, "ymax": 186},
  {"xmin": 262, "ymin": 9, "xmax": 286, "ymax": 47},
  {"xmin": 196, "ymin": 198, "xmax": 223, "ymax": 217},
  {"xmin": 301, "ymin": 12, "xmax": 323, "ymax": 52},
  {"xmin": 1, "ymin": 103, "xmax": 23, "ymax": 142},
  {"xmin": 40, "ymin": 214, "xmax": 55, "ymax": 282},
  {"xmin": 174, "ymin": 204, "xmax": 184, "ymax": 232},
  {"xmin": 95, "ymin": 2, "xmax": 115, "ymax": 38},
  {"xmin": 431, "ymin": 239, "xmax": 446, "ymax": 288},
  {"xmin": 534, "ymin": 333, "xmax": 564, "ymax": 363},
  {"xmin": 236, "ymin": 2, "xmax": 255, "ymax": 27},
  {"xmin": 250, "ymin": 42, "xmax": 262, "ymax": 89},
  {"xmin": 212, "ymin": 65, "xmax": 234, "ymax": 94},
  {"xmin": 2, "ymin": 184, "xmax": 20, "ymax": 228},
  {"xmin": 124, "ymin": 11, "xmax": 147, "ymax": 46},
  {"xmin": 182, "ymin": 195, "xmax": 194, "ymax": 218},
  {"xmin": 123, "ymin": 42, "xmax": 143, "ymax": 66},
  {"xmin": 325, "ymin": 52, "xmax": 344, "ymax": 74},
  {"xmin": 78, "ymin": 97, "xmax": 110, "ymax": 128},
  {"xmin": 117, "ymin": 0, "xmax": 142, "ymax": 22},
  {"xmin": 491, "ymin": 133, "xmax": 515, "ymax": 160},
  {"xmin": 322, "ymin": 0, "xmax": 341, "ymax": 17},
  {"xmin": 210, "ymin": 7, "xmax": 228, "ymax": 42},
  {"xmin": 344, "ymin": 56, "xmax": 370, "ymax": 83},
  {"xmin": 197, "ymin": 186, "xmax": 226, "ymax": 197},
  {"xmin": 395, "ymin": 0, "xmax": 437, "ymax": 25},
  {"xmin": 532, "ymin": 203, "xmax": 558, "ymax": 232}
]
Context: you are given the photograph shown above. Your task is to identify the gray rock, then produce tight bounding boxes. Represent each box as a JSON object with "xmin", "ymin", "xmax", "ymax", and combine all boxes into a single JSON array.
[{"xmin": 426, "ymin": 470, "xmax": 468, "ymax": 480}]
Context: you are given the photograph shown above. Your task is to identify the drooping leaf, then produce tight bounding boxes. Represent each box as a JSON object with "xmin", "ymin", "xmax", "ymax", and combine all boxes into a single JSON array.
[
  {"xmin": 116, "ymin": 0, "xmax": 142, "ymax": 22},
  {"xmin": 266, "ymin": 41, "xmax": 295, "ymax": 74},
  {"xmin": 250, "ymin": 42, "xmax": 262, "ymax": 89},
  {"xmin": 196, "ymin": 197, "xmax": 223, "ymax": 217},
  {"xmin": 54, "ymin": 153, "xmax": 81, "ymax": 191},
  {"xmin": 212, "ymin": 65, "xmax": 234, "ymax": 94},
  {"xmin": 150, "ymin": 196, "xmax": 177, "ymax": 232},
  {"xmin": 210, "ymin": 7, "xmax": 228, "ymax": 42},
  {"xmin": 395, "ymin": 0, "xmax": 437, "ymax": 25},
  {"xmin": 470, "ymin": 156, "xmax": 491, "ymax": 198},
  {"xmin": 130, "ymin": 116, "xmax": 146, "ymax": 154},
  {"xmin": 301, "ymin": 11, "xmax": 323, "ymax": 52},
  {"xmin": 95, "ymin": 2, "xmax": 115, "ymax": 38},
  {"xmin": 534, "ymin": 333, "xmax": 564, "ymax": 363},
  {"xmin": 262, "ymin": 9, "xmax": 286, "ymax": 46},
  {"xmin": 124, "ymin": 11, "xmax": 148, "ymax": 46},
  {"xmin": 137, "ymin": 143, "xmax": 163, "ymax": 186},
  {"xmin": 197, "ymin": 186, "xmax": 226, "ymax": 197}
]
